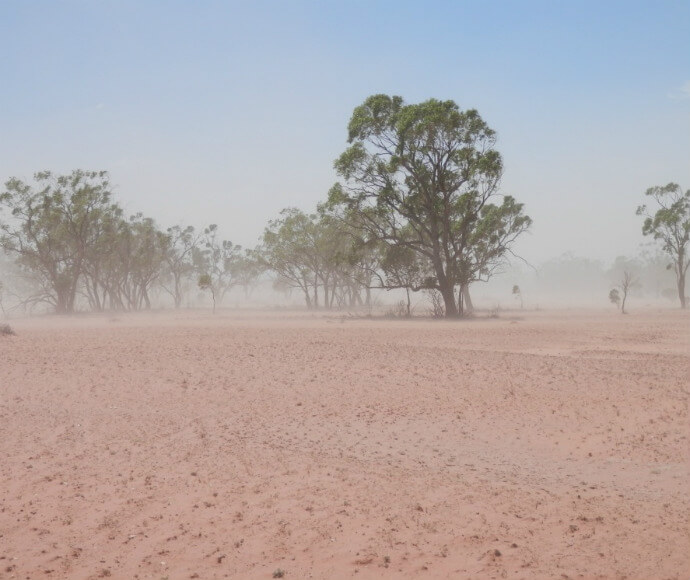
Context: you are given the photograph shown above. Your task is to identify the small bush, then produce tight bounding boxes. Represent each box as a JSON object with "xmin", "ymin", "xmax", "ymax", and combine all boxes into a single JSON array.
[
  {"xmin": 272, "ymin": 569, "xmax": 286, "ymax": 578},
  {"xmin": 0, "ymin": 323, "xmax": 15, "ymax": 336}
]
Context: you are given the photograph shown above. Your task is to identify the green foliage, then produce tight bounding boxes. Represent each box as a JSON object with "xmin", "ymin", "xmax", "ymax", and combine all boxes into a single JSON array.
[
  {"xmin": 0, "ymin": 170, "xmax": 176, "ymax": 313},
  {"xmin": 197, "ymin": 273, "xmax": 216, "ymax": 312},
  {"xmin": 0, "ymin": 170, "xmax": 117, "ymax": 313},
  {"xmin": 231, "ymin": 248, "xmax": 266, "ymax": 298},
  {"xmin": 260, "ymin": 208, "xmax": 324, "ymax": 308},
  {"xmin": 259, "ymin": 207, "xmax": 375, "ymax": 309},
  {"xmin": 162, "ymin": 225, "xmax": 200, "ymax": 308},
  {"xmin": 193, "ymin": 224, "xmax": 242, "ymax": 306},
  {"xmin": 637, "ymin": 183, "xmax": 689, "ymax": 308},
  {"xmin": 329, "ymin": 94, "xmax": 531, "ymax": 317}
]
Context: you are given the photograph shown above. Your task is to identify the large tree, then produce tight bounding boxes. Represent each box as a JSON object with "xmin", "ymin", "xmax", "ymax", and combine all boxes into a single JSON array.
[
  {"xmin": 637, "ymin": 183, "xmax": 689, "ymax": 308},
  {"xmin": 328, "ymin": 95, "xmax": 531, "ymax": 317}
]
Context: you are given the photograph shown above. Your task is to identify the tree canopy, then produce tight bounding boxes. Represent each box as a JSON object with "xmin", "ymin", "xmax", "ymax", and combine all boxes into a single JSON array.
[{"xmin": 328, "ymin": 94, "xmax": 531, "ymax": 316}]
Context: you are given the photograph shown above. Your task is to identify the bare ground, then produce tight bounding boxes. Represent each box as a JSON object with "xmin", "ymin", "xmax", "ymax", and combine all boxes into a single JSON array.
[{"xmin": 1, "ymin": 309, "xmax": 688, "ymax": 579}]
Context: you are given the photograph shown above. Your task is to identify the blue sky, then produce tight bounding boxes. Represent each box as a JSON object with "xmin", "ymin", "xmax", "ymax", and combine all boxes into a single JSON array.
[{"xmin": 1, "ymin": 0, "xmax": 689, "ymax": 263}]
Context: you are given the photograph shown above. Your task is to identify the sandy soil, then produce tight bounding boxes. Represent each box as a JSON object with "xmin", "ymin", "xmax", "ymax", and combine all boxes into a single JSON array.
[{"xmin": 1, "ymin": 309, "xmax": 688, "ymax": 579}]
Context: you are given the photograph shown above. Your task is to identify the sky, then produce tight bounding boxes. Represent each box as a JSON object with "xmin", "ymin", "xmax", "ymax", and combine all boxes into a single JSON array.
[{"xmin": 1, "ymin": 0, "xmax": 689, "ymax": 265}]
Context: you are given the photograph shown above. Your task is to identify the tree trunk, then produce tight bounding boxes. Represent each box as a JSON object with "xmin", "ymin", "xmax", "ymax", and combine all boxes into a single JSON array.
[
  {"xmin": 303, "ymin": 289, "xmax": 312, "ymax": 309},
  {"xmin": 439, "ymin": 282, "xmax": 457, "ymax": 317},
  {"xmin": 678, "ymin": 272, "xmax": 686, "ymax": 309},
  {"xmin": 461, "ymin": 283, "xmax": 473, "ymax": 315},
  {"xmin": 174, "ymin": 274, "xmax": 183, "ymax": 308}
]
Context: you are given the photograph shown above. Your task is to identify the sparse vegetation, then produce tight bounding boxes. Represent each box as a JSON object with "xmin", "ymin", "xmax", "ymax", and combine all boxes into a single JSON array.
[
  {"xmin": 0, "ymin": 323, "xmax": 15, "ymax": 336},
  {"xmin": 619, "ymin": 271, "xmax": 637, "ymax": 314},
  {"xmin": 426, "ymin": 289, "xmax": 445, "ymax": 318}
]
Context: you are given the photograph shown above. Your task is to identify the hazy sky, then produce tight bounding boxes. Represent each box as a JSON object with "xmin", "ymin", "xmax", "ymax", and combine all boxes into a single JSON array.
[{"xmin": 1, "ymin": 0, "xmax": 689, "ymax": 264}]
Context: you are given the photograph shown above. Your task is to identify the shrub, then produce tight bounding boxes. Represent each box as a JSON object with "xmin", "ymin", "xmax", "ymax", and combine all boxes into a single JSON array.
[{"xmin": 0, "ymin": 323, "xmax": 16, "ymax": 336}]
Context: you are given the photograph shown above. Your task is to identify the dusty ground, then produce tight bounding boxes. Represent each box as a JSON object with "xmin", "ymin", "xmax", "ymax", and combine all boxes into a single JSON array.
[{"xmin": 0, "ymin": 309, "xmax": 688, "ymax": 580}]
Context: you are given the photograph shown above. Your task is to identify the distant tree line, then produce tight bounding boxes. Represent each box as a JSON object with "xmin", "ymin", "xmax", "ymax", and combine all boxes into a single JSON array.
[
  {"xmin": 2, "ymin": 95, "xmax": 686, "ymax": 315},
  {"xmin": 0, "ymin": 96, "xmax": 534, "ymax": 317},
  {"xmin": 0, "ymin": 170, "xmax": 261, "ymax": 314}
]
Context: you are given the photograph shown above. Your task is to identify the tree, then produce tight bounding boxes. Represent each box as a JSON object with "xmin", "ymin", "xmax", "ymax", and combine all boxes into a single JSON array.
[
  {"xmin": 80, "ymin": 202, "xmax": 126, "ymax": 310},
  {"xmin": 315, "ymin": 204, "xmax": 381, "ymax": 309},
  {"xmin": 618, "ymin": 271, "xmax": 637, "ymax": 314},
  {"xmin": 161, "ymin": 225, "xmax": 200, "ymax": 308},
  {"xmin": 229, "ymin": 248, "xmax": 266, "ymax": 299},
  {"xmin": 197, "ymin": 273, "xmax": 215, "ymax": 313},
  {"xmin": 260, "ymin": 208, "xmax": 323, "ymax": 309},
  {"xmin": 82, "ymin": 212, "xmax": 167, "ymax": 311},
  {"xmin": 512, "ymin": 284, "xmax": 523, "ymax": 309},
  {"xmin": 609, "ymin": 288, "xmax": 621, "ymax": 309},
  {"xmin": 195, "ymin": 224, "xmax": 241, "ymax": 307},
  {"xmin": 123, "ymin": 213, "xmax": 168, "ymax": 310},
  {"xmin": 637, "ymin": 183, "xmax": 689, "ymax": 308},
  {"xmin": 328, "ymin": 94, "xmax": 531, "ymax": 317},
  {"xmin": 0, "ymin": 170, "xmax": 117, "ymax": 313}
]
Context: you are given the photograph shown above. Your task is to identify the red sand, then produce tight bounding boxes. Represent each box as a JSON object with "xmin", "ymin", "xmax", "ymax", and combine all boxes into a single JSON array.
[{"xmin": 1, "ymin": 309, "xmax": 688, "ymax": 579}]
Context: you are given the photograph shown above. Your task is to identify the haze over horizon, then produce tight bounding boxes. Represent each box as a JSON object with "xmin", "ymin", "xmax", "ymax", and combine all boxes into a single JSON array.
[{"xmin": 2, "ymin": 0, "xmax": 689, "ymax": 266}]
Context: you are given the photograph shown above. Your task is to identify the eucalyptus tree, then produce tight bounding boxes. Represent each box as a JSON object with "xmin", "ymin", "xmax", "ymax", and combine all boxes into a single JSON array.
[
  {"xmin": 637, "ymin": 183, "xmax": 689, "ymax": 308},
  {"xmin": 125, "ymin": 214, "xmax": 168, "ymax": 309},
  {"xmin": 329, "ymin": 94, "xmax": 531, "ymax": 317},
  {"xmin": 0, "ymin": 170, "xmax": 117, "ymax": 313},
  {"xmin": 260, "ymin": 208, "xmax": 323, "ymax": 308},
  {"xmin": 312, "ymin": 204, "xmax": 375, "ymax": 308},
  {"xmin": 617, "ymin": 271, "xmax": 637, "ymax": 314},
  {"xmin": 87, "ymin": 213, "xmax": 167, "ymax": 311},
  {"xmin": 231, "ymin": 248, "xmax": 266, "ymax": 298},
  {"xmin": 195, "ymin": 224, "xmax": 241, "ymax": 306},
  {"xmin": 260, "ymin": 208, "xmax": 369, "ymax": 309},
  {"xmin": 161, "ymin": 225, "xmax": 200, "ymax": 308}
]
